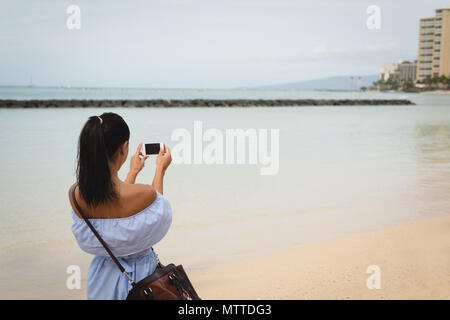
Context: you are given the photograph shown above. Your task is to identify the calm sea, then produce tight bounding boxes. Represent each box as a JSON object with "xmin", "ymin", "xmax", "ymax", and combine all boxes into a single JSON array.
[
  {"xmin": 0, "ymin": 87, "xmax": 449, "ymax": 298},
  {"xmin": 1, "ymin": 86, "xmax": 450, "ymax": 104}
]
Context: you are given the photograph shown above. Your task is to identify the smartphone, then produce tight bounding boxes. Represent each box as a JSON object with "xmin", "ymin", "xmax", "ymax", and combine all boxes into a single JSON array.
[{"xmin": 143, "ymin": 143, "xmax": 164, "ymax": 155}]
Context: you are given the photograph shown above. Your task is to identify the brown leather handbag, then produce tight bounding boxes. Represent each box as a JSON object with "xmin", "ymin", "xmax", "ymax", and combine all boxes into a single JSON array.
[{"xmin": 71, "ymin": 185, "xmax": 201, "ymax": 300}]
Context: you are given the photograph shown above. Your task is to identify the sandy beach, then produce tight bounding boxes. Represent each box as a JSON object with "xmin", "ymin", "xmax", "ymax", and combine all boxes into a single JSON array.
[
  {"xmin": 1, "ymin": 215, "xmax": 449, "ymax": 300},
  {"xmin": 191, "ymin": 215, "xmax": 450, "ymax": 300}
]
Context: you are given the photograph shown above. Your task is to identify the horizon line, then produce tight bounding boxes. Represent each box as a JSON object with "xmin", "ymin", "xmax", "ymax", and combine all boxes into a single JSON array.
[{"xmin": 0, "ymin": 73, "xmax": 379, "ymax": 91}]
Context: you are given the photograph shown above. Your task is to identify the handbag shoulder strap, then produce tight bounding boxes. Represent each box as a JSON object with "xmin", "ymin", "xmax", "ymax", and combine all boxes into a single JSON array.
[{"xmin": 71, "ymin": 183, "xmax": 136, "ymax": 287}]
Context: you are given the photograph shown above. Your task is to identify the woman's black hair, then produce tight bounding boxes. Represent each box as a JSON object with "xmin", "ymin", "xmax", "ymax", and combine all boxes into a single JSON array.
[{"xmin": 76, "ymin": 112, "xmax": 130, "ymax": 208}]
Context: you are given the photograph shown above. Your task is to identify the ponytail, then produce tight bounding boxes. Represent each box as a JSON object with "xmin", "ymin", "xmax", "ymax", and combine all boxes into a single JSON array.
[{"xmin": 76, "ymin": 113, "xmax": 130, "ymax": 208}]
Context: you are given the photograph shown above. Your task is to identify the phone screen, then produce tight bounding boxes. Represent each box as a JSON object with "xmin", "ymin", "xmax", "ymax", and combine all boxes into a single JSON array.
[{"xmin": 145, "ymin": 143, "xmax": 161, "ymax": 155}]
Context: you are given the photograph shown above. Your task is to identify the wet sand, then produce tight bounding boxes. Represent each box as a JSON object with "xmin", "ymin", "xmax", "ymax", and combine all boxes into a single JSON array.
[{"xmin": 191, "ymin": 215, "xmax": 450, "ymax": 299}]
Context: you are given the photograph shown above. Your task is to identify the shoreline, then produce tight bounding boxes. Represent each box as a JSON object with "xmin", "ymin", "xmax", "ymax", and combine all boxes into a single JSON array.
[
  {"xmin": 0, "ymin": 99, "xmax": 415, "ymax": 108},
  {"xmin": 190, "ymin": 215, "xmax": 450, "ymax": 300}
]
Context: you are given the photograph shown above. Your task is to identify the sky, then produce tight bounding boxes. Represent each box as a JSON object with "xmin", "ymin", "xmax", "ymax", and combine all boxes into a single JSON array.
[{"xmin": 1, "ymin": 0, "xmax": 449, "ymax": 88}]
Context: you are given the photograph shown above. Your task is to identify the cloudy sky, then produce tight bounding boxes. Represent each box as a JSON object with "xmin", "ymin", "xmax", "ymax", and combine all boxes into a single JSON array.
[{"xmin": 1, "ymin": 0, "xmax": 449, "ymax": 88}]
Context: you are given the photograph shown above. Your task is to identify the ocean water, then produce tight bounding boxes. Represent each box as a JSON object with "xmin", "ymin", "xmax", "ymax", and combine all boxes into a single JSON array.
[{"xmin": 0, "ymin": 89, "xmax": 449, "ymax": 298}]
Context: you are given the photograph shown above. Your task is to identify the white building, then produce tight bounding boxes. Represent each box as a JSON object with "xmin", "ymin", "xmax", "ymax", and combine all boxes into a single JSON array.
[
  {"xmin": 379, "ymin": 61, "xmax": 417, "ymax": 82},
  {"xmin": 379, "ymin": 63, "xmax": 398, "ymax": 82}
]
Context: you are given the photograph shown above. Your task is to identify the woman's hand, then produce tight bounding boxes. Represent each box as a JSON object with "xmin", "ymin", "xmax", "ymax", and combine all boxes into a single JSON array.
[
  {"xmin": 126, "ymin": 142, "xmax": 149, "ymax": 184},
  {"xmin": 156, "ymin": 144, "xmax": 172, "ymax": 173}
]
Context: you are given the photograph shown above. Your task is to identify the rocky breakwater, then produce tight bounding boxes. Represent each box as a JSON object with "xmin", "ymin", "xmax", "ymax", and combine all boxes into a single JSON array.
[{"xmin": 0, "ymin": 99, "xmax": 415, "ymax": 108}]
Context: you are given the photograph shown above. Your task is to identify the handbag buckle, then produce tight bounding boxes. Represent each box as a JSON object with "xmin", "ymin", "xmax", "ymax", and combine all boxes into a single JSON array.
[
  {"xmin": 168, "ymin": 273, "xmax": 192, "ymax": 300},
  {"xmin": 143, "ymin": 287, "xmax": 153, "ymax": 299}
]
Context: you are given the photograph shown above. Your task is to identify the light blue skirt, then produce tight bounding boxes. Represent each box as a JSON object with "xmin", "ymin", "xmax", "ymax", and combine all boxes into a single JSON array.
[{"xmin": 86, "ymin": 249, "xmax": 158, "ymax": 300}]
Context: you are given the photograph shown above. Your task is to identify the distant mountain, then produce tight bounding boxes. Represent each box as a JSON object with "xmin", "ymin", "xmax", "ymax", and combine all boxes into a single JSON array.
[{"xmin": 248, "ymin": 74, "xmax": 379, "ymax": 91}]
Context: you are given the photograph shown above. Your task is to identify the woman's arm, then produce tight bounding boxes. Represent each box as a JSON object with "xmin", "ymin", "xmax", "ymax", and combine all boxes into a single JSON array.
[
  {"xmin": 152, "ymin": 145, "xmax": 172, "ymax": 194},
  {"xmin": 152, "ymin": 167, "xmax": 165, "ymax": 194},
  {"xmin": 126, "ymin": 142, "xmax": 149, "ymax": 184},
  {"xmin": 125, "ymin": 170, "xmax": 139, "ymax": 184}
]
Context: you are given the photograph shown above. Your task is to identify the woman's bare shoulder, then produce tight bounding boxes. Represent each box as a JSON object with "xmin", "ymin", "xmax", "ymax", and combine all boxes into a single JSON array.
[
  {"xmin": 68, "ymin": 182, "xmax": 84, "ymax": 218},
  {"xmin": 122, "ymin": 183, "xmax": 157, "ymax": 211},
  {"xmin": 67, "ymin": 182, "xmax": 157, "ymax": 218},
  {"xmin": 68, "ymin": 182, "xmax": 77, "ymax": 202}
]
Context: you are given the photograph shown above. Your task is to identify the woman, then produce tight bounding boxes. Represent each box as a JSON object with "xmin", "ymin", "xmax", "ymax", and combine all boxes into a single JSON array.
[{"xmin": 68, "ymin": 112, "xmax": 172, "ymax": 300}]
